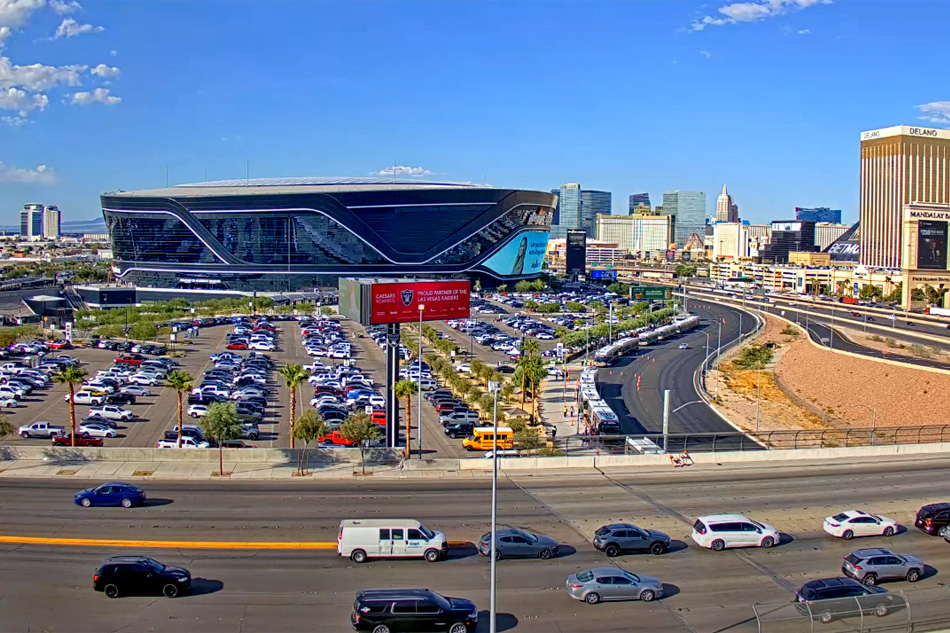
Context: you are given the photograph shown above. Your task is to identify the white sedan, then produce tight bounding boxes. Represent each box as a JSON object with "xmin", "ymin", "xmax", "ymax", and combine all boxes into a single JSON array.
[
  {"xmin": 120, "ymin": 385, "xmax": 152, "ymax": 397},
  {"xmin": 187, "ymin": 404, "xmax": 208, "ymax": 418},
  {"xmin": 823, "ymin": 510, "xmax": 899, "ymax": 539},
  {"xmin": 0, "ymin": 397, "xmax": 17, "ymax": 408},
  {"xmin": 455, "ymin": 363, "xmax": 471, "ymax": 373},
  {"xmin": 79, "ymin": 422, "xmax": 117, "ymax": 439},
  {"xmin": 128, "ymin": 374, "xmax": 158, "ymax": 386}
]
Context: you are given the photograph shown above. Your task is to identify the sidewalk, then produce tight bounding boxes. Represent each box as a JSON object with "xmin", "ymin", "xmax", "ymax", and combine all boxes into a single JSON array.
[{"xmin": 537, "ymin": 359, "xmax": 588, "ymax": 438}]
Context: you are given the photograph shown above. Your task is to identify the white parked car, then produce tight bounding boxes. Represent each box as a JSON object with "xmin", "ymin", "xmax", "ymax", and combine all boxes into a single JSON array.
[
  {"xmin": 128, "ymin": 374, "xmax": 158, "ymax": 386},
  {"xmin": 536, "ymin": 332, "xmax": 555, "ymax": 340},
  {"xmin": 0, "ymin": 397, "xmax": 17, "ymax": 408},
  {"xmin": 691, "ymin": 514, "xmax": 780, "ymax": 551},
  {"xmin": 120, "ymin": 385, "xmax": 151, "ymax": 397},
  {"xmin": 249, "ymin": 341, "xmax": 275, "ymax": 351},
  {"xmin": 823, "ymin": 510, "xmax": 899, "ymax": 539},
  {"xmin": 368, "ymin": 394, "xmax": 385, "ymax": 408},
  {"xmin": 79, "ymin": 422, "xmax": 117, "ymax": 439},
  {"xmin": 455, "ymin": 363, "xmax": 471, "ymax": 373},
  {"xmin": 65, "ymin": 390, "xmax": 106, "ymax": 406},
  {"xmin": 187, "ymin": 404, "xmax": 209, "ymax": 418},
  {"xmin": 157, "ymin": 436, "xmax": 209, "ymax": 449}
]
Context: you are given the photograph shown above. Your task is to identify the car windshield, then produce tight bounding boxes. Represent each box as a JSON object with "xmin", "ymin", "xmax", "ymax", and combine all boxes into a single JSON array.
[
  {"xmin": 832, "ymin": 513, "xmax": 850, "ymax": 522},
  {"xmin": 622, "ymin": 571, "xmax": 640, "ymax": 583},
  {"xmin": 576, "ymin": 570, "xmax": 593, "ymax": 582},
  {"xmin": 418, "ymin": 524, "xmax": 436, "ymax": 539},
  {"xmin": 143, "ymin": 558, "xmax": 165, "ymax": 572},
  {"xmin": 750, "ymin": 520, "xmax": 766, "ymax": 530}
]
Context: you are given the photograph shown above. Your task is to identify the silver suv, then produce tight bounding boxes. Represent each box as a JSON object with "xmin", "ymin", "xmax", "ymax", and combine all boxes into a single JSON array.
[{"xmin": 842, "ymin": 548, "xmax": 924, "ymax": 586}]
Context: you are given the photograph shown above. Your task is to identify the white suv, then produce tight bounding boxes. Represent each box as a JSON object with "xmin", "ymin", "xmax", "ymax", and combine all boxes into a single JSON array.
[{"xmin": 691, "ymin": 514, "xmax": 780, "ymax": 551}]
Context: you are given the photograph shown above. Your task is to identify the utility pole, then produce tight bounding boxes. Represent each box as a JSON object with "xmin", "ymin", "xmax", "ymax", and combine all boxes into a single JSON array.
[
  {"xmin": 417, "ymin": 304, "xmax": 424, "ymax": 459},
  {"xmin": 662, "ymin": 389, "xmax": 670, "ymax": 452},
  {"xmin": 754, "ymin": 370, "xmax": 761, "ymax": 433},
  {"xmin": 488, "ymin": 380, "xmax": 501, "ymax": 633}
]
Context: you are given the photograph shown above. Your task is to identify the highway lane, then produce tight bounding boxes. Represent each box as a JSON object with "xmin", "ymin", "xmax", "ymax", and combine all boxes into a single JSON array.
[
  {"xmin": 4, "ymin": 457, "xmax": 950, "ymax": 632},
  {"xmin": 596, "ymin": 300, "xmax": 757, "ymax": 449}
]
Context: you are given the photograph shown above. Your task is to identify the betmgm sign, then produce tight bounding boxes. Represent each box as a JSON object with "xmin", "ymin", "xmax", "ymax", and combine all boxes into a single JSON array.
[{"xmin": 901, "ymin": 204, "xmax": 950, "ymax": 308}]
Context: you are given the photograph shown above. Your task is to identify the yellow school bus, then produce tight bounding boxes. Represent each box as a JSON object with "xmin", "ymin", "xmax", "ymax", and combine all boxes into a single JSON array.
[{"xmin": 462, "ymin": 426, "xmax": 514, "ymax": 451}]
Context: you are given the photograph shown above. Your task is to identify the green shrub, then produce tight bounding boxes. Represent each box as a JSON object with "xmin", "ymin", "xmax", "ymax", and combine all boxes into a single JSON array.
[{"xmin": 733, "ymin": 344, "xmax": 773, "ymax": 369}]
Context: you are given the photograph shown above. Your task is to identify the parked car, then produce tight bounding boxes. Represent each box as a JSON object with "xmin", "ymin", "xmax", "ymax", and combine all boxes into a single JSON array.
[
  {"xmin": 88, "ymin": 405, "xmax": 134, "ymax": 422},
  {"xmin": 478, "ymin": 528, "xmax": 560, "ymax": 560},
  {"xmin": 794, "ymin": 578, "xmax": 896, "ymax": 623},
  {"xmin": 66, "ymin": 390, "xmax": 106, "ymax": 406},
  {"xmin": 120, "ymin": 385, "xmax": 152, "ymax": 397},
  {"xmin": 592, "ymin": 523, "xmax": 671, "ymax": 557},
  {"xmin": 75, "ymin": 482, "xmax": 146, "ymax": 508},
  {"xmin": 444, "ymin": 422, "xmax": 475, "ymax": 439},
  {"xmin": 823, "ymin": 510, "xmax": 899, "ymax": 540},
  {"xmin": 18, "ymin": 422, "xmax": 64, "ymax": 439},
  {"xmin": 93, "ymin": 556, "xmax": 191, "ymax": 598},
  {"xmin": 52, "ymin": 434, "xmax": 103, "ymax": 447},
  {"xmin": 566, "ymin": 567, "xmax": 664, "ymax": 604},
  {"xmin": 350, "ymin": 589, "xmax": 477, "ymax": 633},
  {"xmin": 187, "ymin": 404, "xmax": 208, "ymax": 418},
  {"xmin": 842, "ymin": 548, "xmax": 924, "ymax": 585},
  {"xmin": 157, "ymin": 437, "xmax": 209, "ymax": 449},
  {"xmin": 79, "ymin": 422, "xmax": 118, "ymax": 439}
]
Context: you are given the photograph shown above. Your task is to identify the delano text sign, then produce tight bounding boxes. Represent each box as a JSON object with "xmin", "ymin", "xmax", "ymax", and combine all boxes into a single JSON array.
[{"xmin": 630, "ymin": 287, "xmax": 671, "ymax": 300}]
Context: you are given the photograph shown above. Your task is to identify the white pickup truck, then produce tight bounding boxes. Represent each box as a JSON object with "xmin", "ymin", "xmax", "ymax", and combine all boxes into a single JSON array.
[
  {"xmin": 19, "ymin": 422, "xmax": 65, "ymax": 439},
  {"xmin": 87, "ymin": 405, "xmax": 133, "ymax": 421}
]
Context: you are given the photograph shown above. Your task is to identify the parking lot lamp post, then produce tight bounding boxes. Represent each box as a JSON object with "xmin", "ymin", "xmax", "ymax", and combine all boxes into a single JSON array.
[
  {"xmin": 487, "ymin": 380, "xmax": 501, "ymax": 633},
  {"xmin": 417, "ymin": 304, "xmax": 424, "ymax": 460},
  {"xmin": 853, "ymin": 403, "xmax": 877, "ymax": 445}
]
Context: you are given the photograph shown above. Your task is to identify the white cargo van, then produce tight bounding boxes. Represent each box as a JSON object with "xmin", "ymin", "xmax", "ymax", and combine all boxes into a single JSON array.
[{"xmin": 337, "ymin": 518, "xmax": 448, "ymax": 563}]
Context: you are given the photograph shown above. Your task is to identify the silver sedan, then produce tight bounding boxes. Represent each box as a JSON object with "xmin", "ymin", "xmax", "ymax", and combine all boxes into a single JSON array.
[
  {"xmin": 566, "ymin": 567, "xmax": 664, "ymax": 604},
  {"xmin": 478, "ymin": 528, "xmax": 560, "ymax": 560}
]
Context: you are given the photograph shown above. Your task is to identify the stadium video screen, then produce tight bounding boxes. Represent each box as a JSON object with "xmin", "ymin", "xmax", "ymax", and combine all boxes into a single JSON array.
[{"xmin": 917, "ymin": 221, "xmax": 949, "ymax": 270}]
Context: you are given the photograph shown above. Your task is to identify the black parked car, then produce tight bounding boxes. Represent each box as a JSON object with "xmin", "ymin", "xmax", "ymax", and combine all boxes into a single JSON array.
[
  {"xmin": 187, "ymin": 393, "xmax": 229, "ymax": 406},
  {"xmin": 93, "ymin": 556, "xmax": 191, "ymax": 599},
  {"xmin": 444, "ymin": 422, "xmax": 475, "ymax": 439},
  {"xmin": 106, "ymin": 392, "xmax": 136, "ymax": 405},
  {"xmin": 351, "ymin": 589, "xmax": 477, "ymax": 633}
]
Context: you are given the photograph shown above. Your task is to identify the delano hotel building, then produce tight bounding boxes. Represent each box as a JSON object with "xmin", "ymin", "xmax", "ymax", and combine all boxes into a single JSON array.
[{"xmin": 860, "ymin": 125, "xmax": 950, "ymax": 269}]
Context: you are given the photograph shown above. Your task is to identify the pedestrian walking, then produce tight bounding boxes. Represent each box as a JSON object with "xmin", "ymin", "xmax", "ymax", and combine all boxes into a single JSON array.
[
  {"xmin": 569, "ymin": 406, "xmax": 575, "ymax": 418},
  {"xmin": 551, "ymin": 426, "xmax": 557, "ymax": 439},
  {"xmin": 563, "ymin": 405, "xmax": 568, "ymax": 417}
]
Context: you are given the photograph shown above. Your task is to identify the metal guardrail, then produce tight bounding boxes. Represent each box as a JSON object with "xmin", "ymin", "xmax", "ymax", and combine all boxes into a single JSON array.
[
  {"xmin": 551, "ymin": 425, "xmax": 950, "ymax": 455},
  {"xmin": 752, "ymin": 585, "xmax": 950, "ymax": 633}
]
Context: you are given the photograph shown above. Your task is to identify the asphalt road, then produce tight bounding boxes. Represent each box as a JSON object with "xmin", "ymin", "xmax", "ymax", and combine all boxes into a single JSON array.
[
  {"xmin": 596, "ymin": 300, "xmax": 758, "ymax": 451},
  {"xmin": 3, "ymin": 456, "xmax": 950, "ymax": 632}
]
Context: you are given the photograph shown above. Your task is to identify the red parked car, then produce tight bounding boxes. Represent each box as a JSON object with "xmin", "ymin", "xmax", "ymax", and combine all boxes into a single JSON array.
[
  {"xmin": 226, "ymin": 342, "xmax": 248, "ymax": 350},
  {"xmin": 114, "ymin": 355, "xmax": 145, "ymax": 366},
  {"xmin": 52, "ymin": 434, "xmax": 104, "ymax": 447},
  {"xmin": 313, "ymin": 386, "xmax": 343, "ymax": 397},
  {"xmin": 318, "ymin": 430, "xmax": 358, "ymax": 446},
  {"xmin": 49, "ymin": 340, "xmax": 72, "ymax": 349},
  {"xmin": 436, "ymin": 401, "xmax": 466, "ymax": 414}
]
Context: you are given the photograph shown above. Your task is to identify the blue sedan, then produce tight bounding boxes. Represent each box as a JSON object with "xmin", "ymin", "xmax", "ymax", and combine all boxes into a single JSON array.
[{"xmin": 75, "ymin": 482, "xmax": 147, "ymax": 508}]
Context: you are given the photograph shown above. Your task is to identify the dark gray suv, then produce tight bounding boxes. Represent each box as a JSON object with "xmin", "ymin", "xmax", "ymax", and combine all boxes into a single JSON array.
[
  {"xmin": 592, "ymin": 523, "xmax": 671, "ymax": 556},
  {"xmin": 842, "ymin": 549, "xmax": 924, "ymax": 586}
]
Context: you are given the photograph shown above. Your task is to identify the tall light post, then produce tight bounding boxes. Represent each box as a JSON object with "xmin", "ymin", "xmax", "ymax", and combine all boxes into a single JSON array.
[
  {"xmin": 715, "ymin": 319, "xmax": 723, "ymax": 402},
  {"xmin": 487, "ymin": 380, "xmax": 501, "ymax": 633},
  {"xmin": 754, "ymin": 370, "xmax": 762, "ymax": 433},
  {"xmin": 417, "ymin": 303, "xmax": 425, "ymax": 459},
  {"xmin": 853, "ymin": 403, "xmax": 877, "ymax": 444},
  {"xmin": 607, "ymin": 302, "xmax": 613, "ymax": 344},
  {"xmin": 702, "ymin": 330, "xmax": 710, "ymax": 386}
]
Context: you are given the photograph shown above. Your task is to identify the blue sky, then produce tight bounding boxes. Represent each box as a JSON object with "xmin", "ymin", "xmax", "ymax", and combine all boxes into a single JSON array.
[{"xmin": 3, "ymin": 0, "xmax": 950, "ymax": 225}]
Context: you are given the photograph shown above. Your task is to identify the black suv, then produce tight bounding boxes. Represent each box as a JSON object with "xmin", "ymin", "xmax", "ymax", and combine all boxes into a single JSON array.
[
  {"xmin": 592, "ymin": 523, "xmax": 671, "ymax": 556},
  {"xmin": 93, "ymin": 556, "xmax": 191, "ymax": 599},
  {"xmin": 351, "ymin": 589, "xmax": 478, "ymax": 633},
  {"xmin": 794, "ymin": 578, "xmax": 895, "ymax": 623},
  {"xmin": 444, "ymin": 422, "xmax": 475, "ymax": 439},
  {"xmin": 106, "ymin": 392, "xmax": 136, "ymax": 405},
  {"xmin": 914, "ymin": 503, "xmax": 950, "ymax": 534}
]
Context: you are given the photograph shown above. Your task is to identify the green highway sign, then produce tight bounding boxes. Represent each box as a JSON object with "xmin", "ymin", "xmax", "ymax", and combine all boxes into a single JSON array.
[{"xmin": 629, "ymin": 286, "xmax": 671, "ymax": 300}]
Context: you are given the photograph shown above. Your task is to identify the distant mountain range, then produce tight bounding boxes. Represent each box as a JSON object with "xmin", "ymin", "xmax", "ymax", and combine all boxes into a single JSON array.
[{"xmin": 0, "ymin": 217, "xmax": 107, "ymax": 235}]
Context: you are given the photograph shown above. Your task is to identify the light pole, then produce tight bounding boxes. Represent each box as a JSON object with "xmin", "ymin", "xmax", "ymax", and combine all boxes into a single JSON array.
[
  {"xmin": 853, "ymin": 403, "xmax": 877, "ymax": 444},
  {"xmin": 755, "ymin": 370, "xmax": 762, "ymax": 433},
  {"xmin": 715, "ymin": 320, "xmax": 722, "ymax": 401},
  {"xmin": 417, "ymin": 304, "xmax": 425, "ymax": 459},
  {"xmin": 607, "ymin": 302, "xmax": 613, "ymax": 344},
  {"xmin": 487, "ymin": 380, "xmax": 501, "ymax": 633},
  {"xmin": 703, "ymin": 330, "xmax": 710, "ymax": 385}
]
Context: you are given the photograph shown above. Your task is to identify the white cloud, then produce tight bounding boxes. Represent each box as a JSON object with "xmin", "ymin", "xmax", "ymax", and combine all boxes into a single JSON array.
[
  {"xmin": 691, "ymin": 0, "xmax": 831, "ymax": 31},
  {"xmin": 0, "ymin": 161, "xmax": 54, "ymax": 183},
  {"xmin": 0, "ymin": 85, "xmax": 46, "ymax": 114},
  {"xmin": 917, "ymin": 101, "xmax": 950, "ymax": 125},
  {"xmin": 798, "ymin": 28, "xmax": 811, "ymax": 34},
  {"xmin": 0, "ymin": 57, "xmax": 85, "ymax": 91},
  {"xmin": 70, "ymin": 87, "xmax": 120, "ymax": 105},
  {"xmin": 109, "ymin": 49, "xmax": 116, "ymax": 57},
  {"xmin": 700, "ymin": 50, "xmax": 712, "ymax": 58},
  {"xmin": 0, "ymin": 0, "xmax": 47, "ymax": 31},
  {"xmin": 0, "ymin": 113, "xmax": 28, "ymax": 126},
  {"xmin": 90, "ymin": 63, "xmax": 119, "ymax": 78},
  {"xmin": 53, "ymin": 16, "xmax": 103, "ymax": 39},
  {"xmin": 374, "ymin": 165, "xmax": 434, "ymax": 177},
  {"xmin": 49, "ymin": 0, "xmax": 81, "ymax": 15}
]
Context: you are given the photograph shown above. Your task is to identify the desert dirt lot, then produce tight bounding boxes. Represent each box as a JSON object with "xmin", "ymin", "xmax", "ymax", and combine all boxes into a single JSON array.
[{"xmin": 710, "ymin": 312, "xmax": 950, "ymax": 434}]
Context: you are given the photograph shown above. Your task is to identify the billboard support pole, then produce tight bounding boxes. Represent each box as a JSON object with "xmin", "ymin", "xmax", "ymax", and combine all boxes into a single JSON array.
[{"xmin": 385, "ymin": 323, "xmax": 401, "ymax": 449}]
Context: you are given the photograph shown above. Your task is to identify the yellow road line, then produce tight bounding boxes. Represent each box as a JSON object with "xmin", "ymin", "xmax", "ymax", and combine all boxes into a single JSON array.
[{"xmin": 0, "ymin": 536, "xmax": 473, "ymax": 549}]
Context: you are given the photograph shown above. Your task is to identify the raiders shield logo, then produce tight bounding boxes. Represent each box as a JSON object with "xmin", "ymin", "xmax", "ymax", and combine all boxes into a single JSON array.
[{"xmin": 401, "ymin": 289, "xmax": 414, "ymax": 306}]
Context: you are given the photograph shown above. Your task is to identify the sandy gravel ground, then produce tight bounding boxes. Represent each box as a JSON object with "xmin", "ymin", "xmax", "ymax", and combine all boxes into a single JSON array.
[{"xmin": 709, "ymin": 313, "xmax": 950, "ymax": 438}]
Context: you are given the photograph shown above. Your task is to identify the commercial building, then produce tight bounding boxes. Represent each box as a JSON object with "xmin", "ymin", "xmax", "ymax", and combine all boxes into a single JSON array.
[
  {"xmin": 759, "ymin": 220, "xmax": 816, "ymax": 264},
  {"xmin": 550, "ymin": 183, "xmax": 581, "ymax": 240},
  {"xmin": 712, "ymin": 222, "xmax": 748, "ymax": 261},
  {"xmin": 20, "ymin": 203, "xmax": 61, "ymax": 240},
  {"xmin": 796, "ymin": 207, "xmax": 842, "ymax": 224},
  {"xmin": 860, "ymin": 125, "xmax": 950, "ymax": 269},
  {"xmin": 631, "ymin": 213, "xmax": 672, "ymax": 255},
  {"xmin": 709, "ymin": 261, "xmax": 899, "ymax": 297},
  {"xmin": 544, "ymin": 239, "xmax": 625, "ymax": 273},
  {"xmin": 788, "ymin": 252, "xmax": 832, "ymax": 266},
  {"xmin": 746, "ymin": 223, "xmax": 771, "ymax": 239},
  {"xmin": 101, "ymin": 177, "xmax": 556, "ymax": 291},
  {"xmin": 580, "ymin": 190, "xmax": 611, "ymax": 238},
  {"xmin": 715, "ymin": 185, "xmax": 739, "ymax": 223},
  {"xmin": 814, "ymin": 222, "xmax": 851, "ymax": 250},
  {"xmin": 596, "ymin": 214, "xmax": 634, "ymax": 252},
  {"xmin": 628, "ymin": 193, "xmax": 650, "ymax": 214},
  {"xmin": 662, "ymin": 190, "xmax": 706, "ymax": 248}
]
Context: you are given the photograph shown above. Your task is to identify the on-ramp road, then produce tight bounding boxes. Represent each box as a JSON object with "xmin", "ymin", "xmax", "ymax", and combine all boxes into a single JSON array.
[{"xmin": 4, "ymin": 456, "xmax": 950, "ymax": 632}]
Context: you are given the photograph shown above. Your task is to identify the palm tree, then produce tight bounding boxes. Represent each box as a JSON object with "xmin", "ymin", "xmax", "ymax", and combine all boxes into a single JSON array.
[
  {"xmin": 521, "ymin": 337, "xmax": 540, "ymax": 359},
  {"xmin": 278, "ymin": 363, "xmax": 309, "ymax": 448},
  {"xmin": 53, "ymin": 365, "xmax": 87, "ymax": 447},
  {"xmin": 166, "ymin": 370, "xmax": 194, "ymax": 448},
  {"xmin": 393, "ymin": 379, "xmax": 417, "ymax": 459}
]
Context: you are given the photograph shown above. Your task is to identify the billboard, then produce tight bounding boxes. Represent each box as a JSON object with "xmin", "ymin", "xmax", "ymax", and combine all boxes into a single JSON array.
[
  {"xmin": 917, "ymin": 220, "xmax": 948, "ymax": 270},
  {"xmin": 590, "ymin": 269, "xmax": 618, "ymax": 281},
  {"xmin": 566, "ymin": 230, "xmax": 587, "ymax": 274},
  {"xmin": 483, "ymin": 231, "xmax": 549, "ymax": 276},
  {"xmin": 370, "ymin": 280, "xmax": 471, "ymax": 325}
]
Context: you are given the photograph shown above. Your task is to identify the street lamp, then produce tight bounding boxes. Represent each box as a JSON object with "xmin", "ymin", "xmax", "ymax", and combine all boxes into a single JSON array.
[
  {"xmin": 417, "ymin": 304, "xmax": 425, "ymax": 459},
  {"xmin": 852, "ymin": 403, "xmax": 877, "ymax": 445},
  {"xmin": 487, "ymin": 380, "xmax": 501, "ymax": 633}
]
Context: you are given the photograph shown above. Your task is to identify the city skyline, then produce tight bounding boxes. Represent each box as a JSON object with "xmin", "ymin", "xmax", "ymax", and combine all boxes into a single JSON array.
[{"xmin": 3, "ymin": 1, "xmax": 950, "ymax": 224}]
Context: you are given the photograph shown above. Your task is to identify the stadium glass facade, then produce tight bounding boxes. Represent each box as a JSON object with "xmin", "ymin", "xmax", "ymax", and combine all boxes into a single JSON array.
[{"xmin": 101, "ymin": 178, "xmax": 556, "ymax": 291}]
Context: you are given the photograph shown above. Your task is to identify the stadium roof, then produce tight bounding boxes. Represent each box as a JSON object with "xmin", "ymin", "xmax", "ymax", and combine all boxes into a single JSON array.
[{"xmin": 108, "ymin": 176, "xmax": 493, "ymax": 198}]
